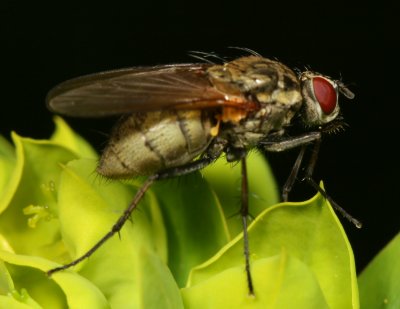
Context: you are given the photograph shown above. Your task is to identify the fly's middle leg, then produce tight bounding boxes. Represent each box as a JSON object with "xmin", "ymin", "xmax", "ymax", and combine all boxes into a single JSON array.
[{"xmin": 240, "ymin": 156, "xmax": 255, "ymax": 295}]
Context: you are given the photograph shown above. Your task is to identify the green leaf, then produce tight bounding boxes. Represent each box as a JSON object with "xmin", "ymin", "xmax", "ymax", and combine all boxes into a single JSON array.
[
  {"xmin": 182, "ymin": 191, "xmax": 359, "ymax": 309},
  {"xmin": 0, "ymin": 135, "xmax": 16, "ymax": 202},
  {"xmin": 0, "ymin": 250, "xmax": 108, "ymax": 308},
  {"xmin": 0, "ymin": 133, "xmax": 78, "ymax": 260},
  {"xmin": 1, "ymin": 117, "xmax": 359, "ymax": 308},
  {"xmin": 0, "ymin": 256, "xmax": 14, "ymax": 295},
  {"xmin": 182, "ymin": 254, "xmax": 330, "ymax": 309},
  {"xmin": 358, "ymin": 232, "xmax": 400, "ymax": 308},
  {"xmin": 50, "ymin": 116, "xmax": 97, "ymax": 159},
  {"xmin": 152, "ymin": 172, "xmax": 230, "ymax": 287},
  {"xmin": 0, "ymin": 288, "xmax": 42, "ymax": 309}
]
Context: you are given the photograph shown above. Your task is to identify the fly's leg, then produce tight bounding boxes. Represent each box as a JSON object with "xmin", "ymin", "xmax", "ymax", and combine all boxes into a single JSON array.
[
  {"xmin": 262, "ymin": 132, "xmax": 361, "ymax": 228},
  {"xmin": 225, "ymin": 146, "xmax": 255, "ymax": 295},
  {"xmin": 263, "ymin": 132, "xmax": 321, "ymax": 201},
  {"xmin": 302, "ymin": 141, "xmax": 362, "ymax": 228},
  {"xmin": 281, "ymin": 146, "xmax": 306, "ymax": 202},
  {"xmin": 46, "ymin": 175, "xmax": 156, "ymax": 276},
  {"xmin": 262, "ymin": 132, "xmax": 321, "ymax": 153},
  {"xmin": 46, "ymin": 156, "xmax": 217, "ymax": 276},
  {"xmin": 156, "ymin": 155, "xmax": 216, "ymax": 180},
  {"xmin": 240, "ymin": 156, "xmax": 255, "ymax": 295}
]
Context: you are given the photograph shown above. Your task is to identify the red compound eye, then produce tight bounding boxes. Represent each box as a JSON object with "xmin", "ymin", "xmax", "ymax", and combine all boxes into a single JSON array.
[{"xmin": 312, "ymin": 77, "xmax": 337, "ymax": 114}]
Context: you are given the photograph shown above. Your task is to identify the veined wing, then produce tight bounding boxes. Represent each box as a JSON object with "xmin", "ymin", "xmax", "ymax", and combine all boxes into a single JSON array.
[{"xmin": 46, "ymin": 63, "xmax": 242, "ymax": 117}]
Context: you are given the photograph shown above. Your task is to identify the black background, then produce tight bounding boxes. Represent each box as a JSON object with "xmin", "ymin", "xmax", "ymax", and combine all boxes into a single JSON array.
[{"xmin": 1, "ymin": 1, "xmax": 393, "ymax": 274}]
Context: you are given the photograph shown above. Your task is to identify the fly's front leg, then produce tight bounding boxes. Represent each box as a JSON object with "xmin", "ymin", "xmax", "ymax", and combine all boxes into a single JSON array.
[
  {"xmin": 262, "ymin": 132, "xmax": 322, "ymax": 201},
  {"xmin": 282, "ymin": 146, "xmax": 306, "ymax": 202},
  {"xmin": 47, "ymin": 155, "xmax": 218, "ymax": 276},
  {"xmin": 262, "ymin": 132, "xmax": 361, "ymax": 228},
  {"xmin": 302, "ymin": 141, "xmax": 362, "ymax": 228},
  {"xmin": 262, "ymin": 132, "xmax": 322, "ymax": 153}
]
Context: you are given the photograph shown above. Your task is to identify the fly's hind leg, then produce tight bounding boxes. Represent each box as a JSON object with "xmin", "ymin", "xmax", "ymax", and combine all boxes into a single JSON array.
[{"xmin": 46, "ymin": 155, "xmax": 217, "ymax": 276}]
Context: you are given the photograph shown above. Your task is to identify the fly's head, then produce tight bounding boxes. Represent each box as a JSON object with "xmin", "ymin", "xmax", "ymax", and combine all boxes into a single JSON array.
[{"xmin": 299, "ymin": 71, "xmax": 355, "ymax": 129}]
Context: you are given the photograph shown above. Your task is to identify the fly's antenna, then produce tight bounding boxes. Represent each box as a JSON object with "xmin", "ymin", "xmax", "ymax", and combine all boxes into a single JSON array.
[{"xmin": 337, "ymin": 80, "xmax": 355, "ymax": 99}]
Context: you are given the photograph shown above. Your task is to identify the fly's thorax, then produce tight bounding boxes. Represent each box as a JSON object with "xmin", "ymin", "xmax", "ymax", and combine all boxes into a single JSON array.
[
  {"xmin": 207, "ymin": 56, "xmax": 302, "ymax": 104},
  {"xmin": 97, "ymin": 110, "xmax": 214, "ymax": 178},
  {"xmin": 209, "ymin": 56, "xmax": 303, "ymax": 149}
]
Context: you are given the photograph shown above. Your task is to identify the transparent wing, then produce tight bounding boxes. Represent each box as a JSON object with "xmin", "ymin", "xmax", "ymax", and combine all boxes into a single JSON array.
[{"xmin": 46, "ymin": 63, "xmax": 233, "ymax": 117}]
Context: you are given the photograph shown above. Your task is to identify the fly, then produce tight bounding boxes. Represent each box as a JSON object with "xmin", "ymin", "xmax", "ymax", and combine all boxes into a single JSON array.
[{"xmin": 46, "ymin": 51, "xmax": 360, "ymax": 295}]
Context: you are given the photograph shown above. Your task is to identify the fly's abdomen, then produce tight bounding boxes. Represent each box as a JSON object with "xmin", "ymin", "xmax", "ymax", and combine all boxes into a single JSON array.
[{"xmin": 97, "ymin": 110, "xmax": 213, "ymax": 178}]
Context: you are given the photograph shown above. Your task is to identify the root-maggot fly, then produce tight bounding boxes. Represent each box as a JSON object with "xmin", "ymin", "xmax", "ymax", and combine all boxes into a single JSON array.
[{"xmin": 46, "ymin": 51, "xmax": 359, "ymax": 295}]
